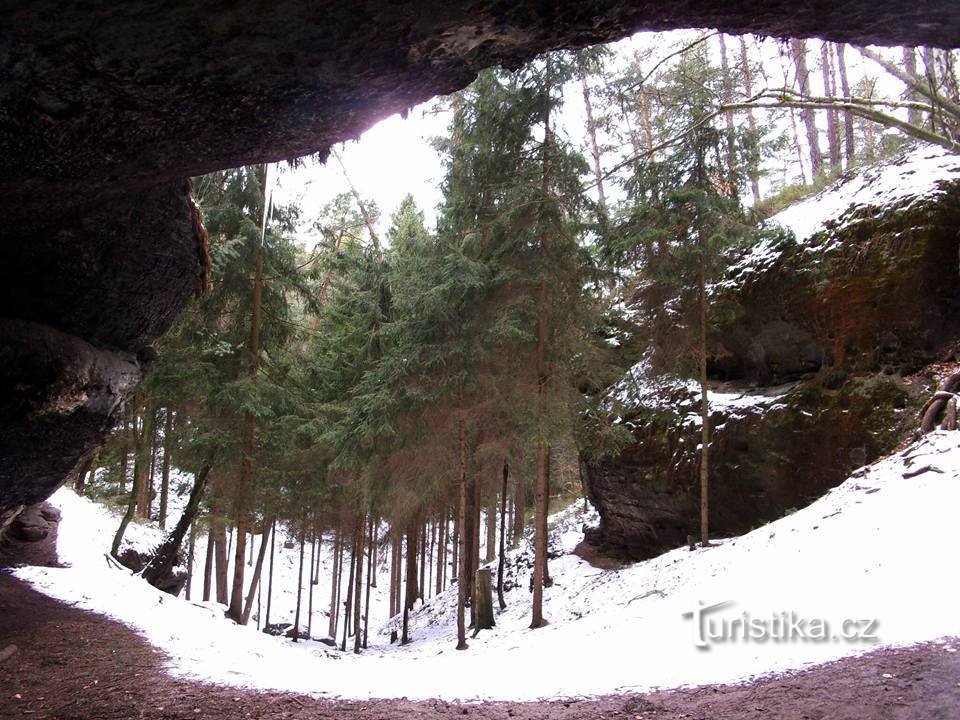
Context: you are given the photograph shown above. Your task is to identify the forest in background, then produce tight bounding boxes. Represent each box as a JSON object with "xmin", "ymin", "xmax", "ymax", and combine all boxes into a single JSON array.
[{"xmin": 71, "ymin": 33, "xmax": 960, "ymax": 652}]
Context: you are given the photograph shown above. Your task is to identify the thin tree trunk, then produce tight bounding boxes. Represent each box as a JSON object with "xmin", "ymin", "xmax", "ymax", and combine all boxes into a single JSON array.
[
  {"xmin": 342, "ymin": 521, "xmax": 358, "ymax": 651},
  {"xmin": 903, "ymin": 46, "xmax": 923, "ymax": 126},
  {"xmin": 213, "ymin": 497, "xmax": 228, "ymax": 605},
  {"xmin": 698, "ymin": 253, "xmax": 711, "ymax": 547},
  {"xmin": 265, "ymin": 518, "xmax": 276, "ymax": 628},
  {"xmin": 419, "ymin": 520, "xmax": 426, "ymax": 601},
  {"xmin": 143, "ymin": 463, "xmax": 211, "ymax": 590},
  {"xmin": 455, "ymin": 391, "xmax": 468, "ymax": 650},
  {"xmin": 532, "ymin": 99, "xmax": 552, "ymax": 630},
  {"xmin": 485, "ymin": 492, "xmax": 497, "ymax": 563},
  {"xmin": 185, "ymin": 521, "xmax": 195, "ymax": 601},
  {"xmin": 159, "ymin": 409, "xmax": 173, "ymax": 530},
  {"xmin": 119, "ymin": 419, "xmax": 130, "ymax": 492},
  {"xmin": 293, "ymin": 516, "xmax": 306, "ymax": 642},
  {"xmin": 821, "ymin": 41, "xmax": 841, "ymax": 169},
  {"xmin": 228, "ymin": 163, "xmax": 267, "ymax": 623},
  {"xmin": 834, "ymin": 43, "xmax": 856, "ymax": 167},
  {"xmin": 307, "ymin": 531, "xmax": 316, "ymax": 637},
  {"xmin": 497, "ymin": 462, "xmax": 508, "ymax": 610},
  {"xmin": 791, "ymin": 38, "xmax": 824, "ymax": 178},
  {"xmin": 353, "ymin": 512, "xmax": 366, "ymax": 654},
  {"xmin": 577, "ymin": 54, "xmax": 607, "ymax": 219},
  {"xmin": 134, "ymin": 410, "xmax": 153, "ymax": 519},
  {"xmin": 738, "ymin": 36, "xmax": 761, "ymax": 202},
  {"xmin": 241, "ymin": 517, "xmax": 273, "ymax": 625},
  {"xmin": 363, "ymin": 514, "xmax": 373, "ymax": 649},
  {"xmin": 718, "ymin": 34, "xmax": 739, "ymax": 201},
  {"xmin": 203, "ymin": 530, "xmax": 214, "ymax": 602},
  {"xmin": 111, "ymin": 442, "xmax": 144, "ymax": 558},
  {"xmin": 328, "ymin": 521, "xmax": 342, "ymax": 639}
]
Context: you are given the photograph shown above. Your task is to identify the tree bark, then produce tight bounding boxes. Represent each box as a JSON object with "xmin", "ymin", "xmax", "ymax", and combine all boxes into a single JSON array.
[
  {"xmin": 328, "ymin": 521, "xmax": 342, "ymax": 639},
  {"xmin": 241, "ymin": 517, "xmax": 273, "ymax": 625},
  {"xmin": 472, "ymin": 567, "xmax": 495, "ymax": 634},
  {"xmin": 577, "ymin": 54, "xmax": 607, "ymax": 220},
  {"xmin": 293, "ymin": 515, "xmax": 306, "ymax": 642},
  {"xmin": 738, "ymin": 36, "xmax": 761, "ymax": 202},
  {"xmin": 158, "ymin": 409, "xmax": 173, "ymax": 530},
  {"xmin": 455, "ymin": 393, "xmax": 468, "ymax": 650},
  {"xmin": 497, "ymin": 462, "xmax": 508, "ymax": 610},
  {"xmin": 265, "ymin": 518, "xmax": 276, "ymax": 628},
  {"xmin": 821, "ymin": 41, "xmax": 841, "ymax": 169},
  {"xmin": 834, "ymin": 43, "xmax": 856, "ymax": 167},
  {"xmin": 698, "ymin": 248, "xmax": 711, "ymax": 547},
  {"xmin": 341, "ymin": 521, "xmax": 358, "ymax": 651},
  {"xmin": 791, "ymin": 38, "xmax": 824, "ymax": 178},
  {"xmin": 363, "ymin": 514, "xmax": 373, "ymax": 649},
  {"xmin": 143, "ymin": 463, "xmax": 211, "ymax": 590},
  {"xmin": 353, "ymin": 512, "xmax": 366, "ymax": 654},
  {"xmin": 202, "ymin": 529, "xmax": 214, "ymax": 602}
]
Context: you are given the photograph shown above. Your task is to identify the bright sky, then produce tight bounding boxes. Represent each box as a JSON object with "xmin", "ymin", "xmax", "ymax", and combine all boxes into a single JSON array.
[{"xmin": 271, "ymin": 31, "xmax": 908, "ymax": 248}]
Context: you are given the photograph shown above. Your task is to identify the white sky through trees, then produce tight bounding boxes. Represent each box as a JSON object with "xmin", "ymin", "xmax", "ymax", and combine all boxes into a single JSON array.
[{"xmin": 271, "ymin": 30, "xmax": 910, "ymax": 249}]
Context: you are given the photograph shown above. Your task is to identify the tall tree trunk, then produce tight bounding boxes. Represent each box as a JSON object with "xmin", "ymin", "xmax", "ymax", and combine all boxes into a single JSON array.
[
  {"xmin": 112, "ymin": 424, "xmax": 147, "ymax": 557},
  {"xmin": 532, "ymin": 99, "xmax": 553, "ymax": 630},
  {"xmin": 834, "ymin": 43, "xmax": 856, "ymax": 167},
  {"xmin": 497, "ymin": 462, "xmax": 508, "ymax": 610},
  {"xmin": 363, "ymin": 514, "xmax": 373, "ymax": 649},
  {"xmin": 143, "ymin": 463, "xmax": 211, "ymax": 590},
  {"xmin": 228, "ymin": 180, "xmax": 265, "ymax": 623},
  {"xmin": 158, "ymin": 409, "xmax": 173, "ymax": 530},
  {"xmin": 293, "ymin": 515, "xmax": 306, "ymax": 642},
  {"xmin": 419, "ymin": 520, "xmax": 427, "ymax": 601},
  {"xmin": 212, "ymin": 496, "xmax": 228, "ymax": 605},
  {"xmin": 485, "ymin": 492, "xmax": 497, "ymax": 563},
  {"xmin": 389, "ymin": 529, "xmax": 400, "ymax": 643},
  {"xmin": 342, "ymin": 522, "xmax": 358, "ymax": 651},
  {"xmin": 698, "ymin": 249, "xmax": 711, "ymax": 546},
  {"xmin": 353, "ymin": 512, "xmax": 366, "ymax": 654},
  {"xmin": 265, "ymin": 518, "xmax": 276, "ymax": 628},
  {"xmin": 512, "ymin": 480, "xmax": 525, "ymax": 545},
  {"xmin": 134, "ymin": 409, "xmax": 154, "ymax": 519},
  {"xmin": 820, "ymin": 41, "xmax": 841, "ymax": 169},
  {"xmin": 119, "ymin": 419, "xmax": 130, "ymax": 492},
  {"xmin": 203, "ymin": 529, "xmax": 214, "ymax": 602},
  {"xmin": 903, "ymin": 47, "xmax": 923, "ymax": 126},
  {"xmin": 718, "ymin": 34, "xmax": 739, "ymax": 202},
  {"xmin": 328, "ymin": 521, "xmax": 342, "ymax": 639},
  {"xmin": 738, "ymin": 36, "xmax": 762, "ymax": 203},
  {"xmin": 790, "ymin": 38, "xmax": 824, "ymax": 178},
  {"xmin": 241, "ymin": 516, "xmax": 274, "ymax": 625},
  {"xmin": 185, "ymin": 521, "xmax": 196, "ymax": 600},
  {"xmin": 306, "ymin": 531, "xmax": 316, "ymax": 637},
  {"xmin": 576, "ymin": 54, "xmax": 607, "ymax": 220},
  {"xmin": 455, "ymin": 392, "xmax": 468, "ymax": 650}
]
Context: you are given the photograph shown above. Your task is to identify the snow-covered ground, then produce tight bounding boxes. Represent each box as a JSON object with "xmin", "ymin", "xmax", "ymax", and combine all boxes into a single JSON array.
[{"xmin": 12, "ymin": 432, "xmax": 960, "ymax": 700}]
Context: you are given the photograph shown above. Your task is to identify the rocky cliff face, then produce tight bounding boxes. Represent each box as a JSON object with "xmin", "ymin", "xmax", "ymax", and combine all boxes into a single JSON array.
[{"xmin": 584, "ymin": 148, "xmax": 960, "ymax": 560}]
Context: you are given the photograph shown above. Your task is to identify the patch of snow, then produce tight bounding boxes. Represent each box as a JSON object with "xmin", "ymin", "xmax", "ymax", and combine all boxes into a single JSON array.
[
  {"xmin": 14, "ymin": 433, "xmax": 960, "ymax": 700},
  {"xmin": 723, "ymin": 146, "xmax": 960, "ymax": 290}
]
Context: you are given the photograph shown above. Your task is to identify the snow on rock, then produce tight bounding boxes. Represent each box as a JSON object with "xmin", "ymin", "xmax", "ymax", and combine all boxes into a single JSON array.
[
  {"xmin": 13, "ymin": 433, "xmax": 960, "ymax": 700},
  {"xmin": 604, "ymin": 356, "xmax": 792, "ymax": 427},
  {"xmin": 724, "ymin": 146, "xmax": 960, "ymax": 289}
]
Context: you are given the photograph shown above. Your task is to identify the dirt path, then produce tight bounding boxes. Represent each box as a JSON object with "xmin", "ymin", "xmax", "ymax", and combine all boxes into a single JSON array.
[{"xmin": 0, "ymin": 573, "xmax": 957, "ymax": 720}]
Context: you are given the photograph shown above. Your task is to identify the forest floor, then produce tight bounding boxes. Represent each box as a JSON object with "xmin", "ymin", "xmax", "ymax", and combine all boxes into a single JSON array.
[{"xmin": 1, "ymin": 572, "xmax": 959, "ymax": 720}]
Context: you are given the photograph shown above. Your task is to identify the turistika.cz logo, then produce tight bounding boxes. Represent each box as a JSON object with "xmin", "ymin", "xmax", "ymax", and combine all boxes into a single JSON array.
[{"xmin": 683, "ymin": 600, "xmax": 880, "ymax": 649}]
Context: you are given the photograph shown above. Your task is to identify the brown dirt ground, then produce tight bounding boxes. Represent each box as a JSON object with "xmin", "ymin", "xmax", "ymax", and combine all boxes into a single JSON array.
[{"xmin": 1, "ymin": 571, "xmax": 958, "ymax": 720}]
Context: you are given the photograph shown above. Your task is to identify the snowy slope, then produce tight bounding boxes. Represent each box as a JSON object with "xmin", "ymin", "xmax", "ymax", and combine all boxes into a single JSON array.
[{"xmin": 12, "ymin": 432, "xmax": 960, "ymax": 700}]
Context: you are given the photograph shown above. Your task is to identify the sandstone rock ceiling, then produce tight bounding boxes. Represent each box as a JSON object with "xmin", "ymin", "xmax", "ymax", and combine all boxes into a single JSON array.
[{"xmin": 1, "ymin": 0, "xmax": 958, "ymax": 520}]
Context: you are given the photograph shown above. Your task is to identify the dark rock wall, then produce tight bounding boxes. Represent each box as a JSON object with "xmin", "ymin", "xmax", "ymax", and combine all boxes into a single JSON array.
[{"xmin": 585, "ymin": 166, "xmax": 960, "ymax": 560}]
